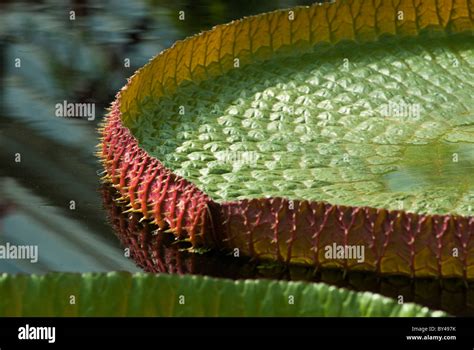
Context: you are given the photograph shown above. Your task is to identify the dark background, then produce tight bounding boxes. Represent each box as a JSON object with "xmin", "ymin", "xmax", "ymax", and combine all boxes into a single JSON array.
[{"xmin": 0, "ymin": 0, "xmax": 316, "ymax": 273}]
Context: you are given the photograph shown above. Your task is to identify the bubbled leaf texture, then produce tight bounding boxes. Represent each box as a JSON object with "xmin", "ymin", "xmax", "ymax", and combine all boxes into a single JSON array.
[
  {"xmin": 0, "ymin": 272, "xmax": 446, "ymax": 316},
  {"xmin": 131, "ymin": 34, "xmax": 474, "ymax": 216}
]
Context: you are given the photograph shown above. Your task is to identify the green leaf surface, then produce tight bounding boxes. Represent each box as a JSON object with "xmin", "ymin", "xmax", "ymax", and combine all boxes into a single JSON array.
[
  {"xmin": 116, "ymin": 0, "xmax": 474, "ymax": 217},
  {"xmin": 131, "ymin": 32, "xmax": 474, "ymax": 216},
  {"xmin": 0, "ymin": 272, "xmax": 446, "ymax": 317}
]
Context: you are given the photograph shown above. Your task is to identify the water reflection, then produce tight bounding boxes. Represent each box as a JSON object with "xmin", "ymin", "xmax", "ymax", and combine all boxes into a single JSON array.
[
  {"xmin": 0, "ymin": 0, "xmax": 317, "ymax": 274},
  {"xmin": 102, "ymin": 184, "xmax": 474, "ymax": 316},
  {"xmin": 0, "ymin": 176, "xmax": 141, "ymax": 273}
]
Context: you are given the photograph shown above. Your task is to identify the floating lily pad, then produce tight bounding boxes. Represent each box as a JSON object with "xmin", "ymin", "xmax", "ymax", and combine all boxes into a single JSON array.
[{"xmin": 100, "ymin": 0, "xmax": 474, "ymax": 279}]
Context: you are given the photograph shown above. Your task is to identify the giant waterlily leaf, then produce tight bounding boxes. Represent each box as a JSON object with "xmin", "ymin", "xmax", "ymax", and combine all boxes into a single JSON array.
[
  {"xmin": 0, "ymin": 272, "xmax": 446, "ymax": 316},
  {"xmin": 100, "ymin": 0, "xmax": 474, "ymax": 279}
]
